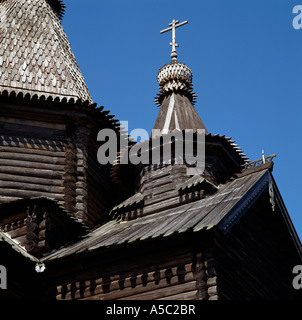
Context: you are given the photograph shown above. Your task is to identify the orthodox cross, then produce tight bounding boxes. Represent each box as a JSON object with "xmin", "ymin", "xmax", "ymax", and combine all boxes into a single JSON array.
[{"xmin": 160, "ymin": 19, "xmax": 188, "ymax": 61}]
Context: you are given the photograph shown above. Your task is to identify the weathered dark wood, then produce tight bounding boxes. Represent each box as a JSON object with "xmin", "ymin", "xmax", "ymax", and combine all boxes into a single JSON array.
[
  {"xmin": 7, "ymin": 225, "xmax": 27, "ymax": 238},
  {"xmin": 39, "ymin": 218, "xmax": 51, "ymax": 230},
  {"xmin": 158, "ymin": 290, "xmax": 197, "ymax": 300},
  {"xmin": 0, "ymin": 181, "xmax": 64, "ymax": 194},
  {"xmin": 0, "ymin": 173, "xmax": 64, "ymax": 186},
  {"xmin": 25, "ymin": 240, "xmax": 38, "ymax": 254},
  {"xmin": 1, "ymin": 1, "xmax": 301, "ymax": 303},
  {"xmin": 117, "ymin": 281, "xmax": 197, "ymax": 301},
  {"xmin": 59, "ymin": 266, "xmax": 195, "ymax": 301}
]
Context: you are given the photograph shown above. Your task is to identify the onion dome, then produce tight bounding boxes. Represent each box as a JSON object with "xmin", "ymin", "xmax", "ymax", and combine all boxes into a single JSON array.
[{"xmin": 155, "ymin": 60, "xmax": 197, "ymax": 107}]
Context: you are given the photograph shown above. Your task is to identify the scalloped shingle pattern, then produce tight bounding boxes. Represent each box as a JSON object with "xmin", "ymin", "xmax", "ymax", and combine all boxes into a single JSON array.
[{"xmin": 0, "ymin": 0, "xmax": 92, "ymax": 103}]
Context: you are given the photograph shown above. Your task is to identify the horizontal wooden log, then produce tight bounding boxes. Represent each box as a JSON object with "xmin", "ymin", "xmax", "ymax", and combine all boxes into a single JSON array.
[
  {"xmin": 157, "ymin": 290, "xmax": 197, "ymax": 300},
  {"xmin": 38, "ymin": 239, "xmax": 51, "ymax": 252},
  {"xmin": 39, "ymin": 218, "xmax": 51, "ymax": 230},
  {"xmin": 208, "ymin": 285, "xmax": 217, "ymax": 297},
  {"xmin": 12, "ymin": 234, "xmax": 27, "ymax": 245},
  {"xmin": 0, "ymin": 166, "xmax": 63, "ymax": 179},
  {"xmin": 26, "ymin": 232, "xmax": 38, "ymax": 242},
  {"xmin": 0, "ymin": 188, "xmax": 65, "ymax": 200},
  {"xmin": 0, "ymin": 116, "xmax": 66, "ymax": 131},
  {"xmin": 0, "ymin": 145, "xmax": 65, "ymax": 158},
  {"xmin": 0, "ymin": 173, "xmax": 64, "ymax": 186},
  {"xmin": 0, "ymin": 181, "xmax": 64, "ymax": 194},
  {"xmin": 0, "ymin": 196, "xmax": 21, "ymax": 203},
  {"xmin": 207, "ymin": 276, "xmax": 217, "ymax": 287},
  {"xmin": 0, "ymin": 158, "xmax": 64, "ymax": 171},
  {"xmin": 26, "ymin": 222, "xmax": 39, "ymax": 233},
  {"xmin": 0, "ymin": 151, "xmax": 66, "ymax": 165},
  {"xmin": 38, "ymin": 229, "xmax": 51, "ymax": 241},
  {"xmin": 25, "ymin": 240, "xmax": 38, "ymax": 252},
  {"xmin": 7, "ymin": 225, "xmax": 28, "ymax": 239}
]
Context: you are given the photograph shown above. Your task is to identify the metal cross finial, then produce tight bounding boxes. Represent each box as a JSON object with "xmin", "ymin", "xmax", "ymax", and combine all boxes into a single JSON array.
[
  {"xmin": 262, "ymin": 150, "xmax": 266, "ymax": 164},
  {"xmin": 160, "ymin": 19, "xmax": 188, "ymax": 62}
]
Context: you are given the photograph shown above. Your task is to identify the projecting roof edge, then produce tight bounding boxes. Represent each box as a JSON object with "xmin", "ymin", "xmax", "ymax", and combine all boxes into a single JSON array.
[
  {"xmin": 0, "ymin": 230, "xmax": 39, "ymax": 263},
  {"xmin": 217, "ymin": 170, "xmax": 270, "ymax": 234},
  {"xmin": 217, "ymin": 169, "xmax": 302, "ymax": 258}
]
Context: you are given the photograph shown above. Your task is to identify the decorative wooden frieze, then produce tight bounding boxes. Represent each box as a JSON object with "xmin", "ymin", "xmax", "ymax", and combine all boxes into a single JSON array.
[{"xmin": 55, "ymin": 253, "xmax": 198, "ymax": 300}]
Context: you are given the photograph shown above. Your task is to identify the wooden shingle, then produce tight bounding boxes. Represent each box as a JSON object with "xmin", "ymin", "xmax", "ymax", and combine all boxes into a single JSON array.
[{"xmin": 0, "ymin": 0, "xmax": 92, "ymax": 103}]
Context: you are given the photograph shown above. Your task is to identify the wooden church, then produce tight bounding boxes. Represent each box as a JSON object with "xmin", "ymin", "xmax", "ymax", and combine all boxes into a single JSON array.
[{"xmin": 0, "ymin": 0, "xmax": 301, "ymax": 300}]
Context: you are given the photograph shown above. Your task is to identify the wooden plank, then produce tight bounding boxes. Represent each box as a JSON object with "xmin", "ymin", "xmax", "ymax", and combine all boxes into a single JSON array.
[
  {"xmin": 208, "ymin": 285, "xmax": 217, "ymax": 297},
  {"xmin": 0, "ymin": 151, "xmax": 66, "ymax": 165},
  {"xmin": 157, "ymin": 290, "xmax": 197, "ymax": 300},
  {"xmin": 7, "ymin": 225, "xmax": 27, "ymax": 239},
  {"xmin": 0, "ymin": 181, "xmax": 64, "ymax": 193},
  {"xmin": 151, "ymin": 182, "xmax": 175, "ymax": 196},
  {"xmin": 0, "ymin": 124, "xmax": 66, "ymax": 138},
  {"xmin": 0, "ymin": 116, "xmax": 66, "ymax": 130},
  {"xmin": 0, "ymin": 158, "xmax": 64, "ymax": 171},
  {"xmin": 12, "ymin": 234, "xmax": 27, "ymax": 245},
  {"xmin": 0, "ymin": 145, "xmax": 65, "ymax": 157},
  {"xmin": 0, "ymin": 165, "xmax": 63, "ymax": 179},
  {"xmin": 0, "ymin": 188, "xmax": 64, "ymax": 200},
  {"xmin": 0, "ymin": 173, "xmax": 64, "ymax": 186}
]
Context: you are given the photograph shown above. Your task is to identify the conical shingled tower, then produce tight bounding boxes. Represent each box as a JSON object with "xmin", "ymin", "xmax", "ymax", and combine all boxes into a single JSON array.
[
  {"xmin": 153, "ymin": 61, "xmax": 207, "ymax": 134},
  {"xmin": 0, "ymin": 0, "xmax": 92, "ymax": 103},
  {"xmin": 0, "ymin": 0, "xmax": 121, "ymax": 235}
]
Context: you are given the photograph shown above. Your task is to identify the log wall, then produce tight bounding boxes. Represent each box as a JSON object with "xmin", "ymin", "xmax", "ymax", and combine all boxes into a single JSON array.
[
  {"xmin": 214, "ymin": 192, "xmax": 301, "ymax": 299},
  {"xmin": 50, "ymin": 234, "xmax": 214, "ymax": 301},
  {"xmin": 0, "ymin": 117, "xmax": 67, "ymax": 205},
  {"xmin": 0, "ymin": 109, "xmax": 115, "ymax": 228}
]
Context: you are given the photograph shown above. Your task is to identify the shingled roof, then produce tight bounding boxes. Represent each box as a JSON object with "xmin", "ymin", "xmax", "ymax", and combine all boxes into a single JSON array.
[
  {"xmin": 0, "ymin": 0, "xmax": 92, "ymax": 103},
  {"xmin": 40, "ymin": 167, "xmax": 302, "ymax": 262}
]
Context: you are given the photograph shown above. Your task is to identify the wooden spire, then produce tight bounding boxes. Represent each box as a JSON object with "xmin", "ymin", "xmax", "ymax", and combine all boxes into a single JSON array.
[{"xmin": 0, "ymin": 0, "xmax": 92, "ymax": 103}]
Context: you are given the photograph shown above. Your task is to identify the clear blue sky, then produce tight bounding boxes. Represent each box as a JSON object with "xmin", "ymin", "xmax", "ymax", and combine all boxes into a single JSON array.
[{"xmin": 63, "ymin": 0, "xmax": 302, "ymax": 241}]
